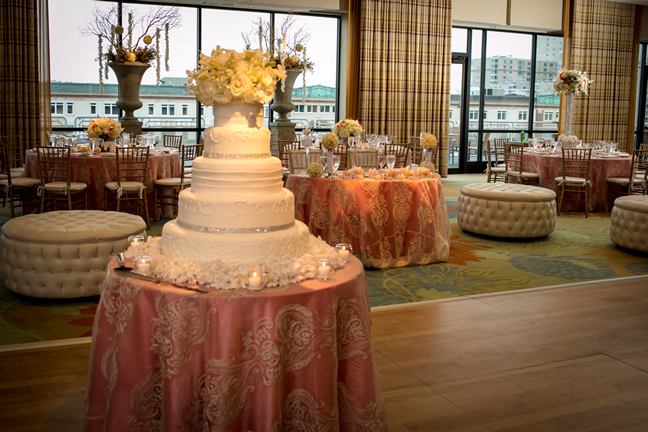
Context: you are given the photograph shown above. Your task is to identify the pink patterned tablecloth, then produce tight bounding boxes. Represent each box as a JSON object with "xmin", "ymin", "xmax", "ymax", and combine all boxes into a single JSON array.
[
  {"xmin": 523, "ymin": 152, "xmax": 632, "ymax": 212},
  {"xmin": 83, "ymin": 257, "xmax": 386, "ymax": 431},
  {"xmin": 286, "ymin": 174, "xmax": 451, "ymax": 269},
  {"xmin": 24, "ymin": 150, "xmax": 181, "ymax": 216}
]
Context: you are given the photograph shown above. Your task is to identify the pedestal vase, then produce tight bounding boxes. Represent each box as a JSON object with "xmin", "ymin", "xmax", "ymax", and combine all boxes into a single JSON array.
[
  {"xmin": 565, "ymin": 92, "xmax": 573, "ymax": 136},
  {"xmin": 271, "ymin": 69, "xmax": 302, "ymax": 141},
  {"xmin": 109, "ymin": 62, "xmax": 150, "ymax": 138}
]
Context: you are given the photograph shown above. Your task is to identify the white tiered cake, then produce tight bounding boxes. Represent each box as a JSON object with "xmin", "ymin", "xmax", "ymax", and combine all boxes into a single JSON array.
[{"xmin": 161, "ymin": 102, "xmax": 310, "ymax": 265}]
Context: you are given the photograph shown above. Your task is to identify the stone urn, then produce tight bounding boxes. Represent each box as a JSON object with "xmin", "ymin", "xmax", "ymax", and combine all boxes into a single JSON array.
[
  {"xmin": 109, "ymin": 62, "xmax": 150, "ymax": 137},
  {"xmin": 271, "ymin": 69, "xmax": 302, "ymax": 141}
]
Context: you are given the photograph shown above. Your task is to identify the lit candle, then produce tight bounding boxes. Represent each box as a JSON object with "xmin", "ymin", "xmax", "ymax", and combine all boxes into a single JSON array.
[
  {"xmin": 136, "ymin": 262, "xmax": 151, "ymax": 276},
  {"xmin": 248, "ymin": 272, "xmax": 263, "ymax": 288},
  {"xmin": 318, "ymin": 264, "xmax": 332, "ymax": 278},
  {"xmin": 335, "ymin": 243, "xmax": 353, "ymax": 263},
  {"xmin": 338, "ymin": 249, "xmax": 350, "ymax": 259},
  {"xmin": 128, "ymin": 235, "xmax": 145, "ymax": 249},
  {"xmin": 398, "ymin": 174, "xmax": 406, "ymax": 180}
]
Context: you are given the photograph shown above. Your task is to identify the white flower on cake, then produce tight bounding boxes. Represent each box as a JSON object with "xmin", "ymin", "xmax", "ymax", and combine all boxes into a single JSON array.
[
  {"xmin": 124, "ymin": 236, "xmax": 344, "ymax": 290},
  {"xmin": 186, "ymin": 46, "xmax": 286, "ymax": 106},
  {"xmin": 421, "ymin": 134, "xmax": 438, "ymax": 149},
  {"xmin": 322, "ymin": 133, "xmax": 339, "ymax": 150}
]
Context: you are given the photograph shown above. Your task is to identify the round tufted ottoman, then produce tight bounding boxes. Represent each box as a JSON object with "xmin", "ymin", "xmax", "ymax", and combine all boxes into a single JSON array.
[
  {"xmin": 0, "ymin": 211, "xmax": 147, "ymax": 298},
  {"xmin": 610, "ymin": 196, "xmax": 648, "ymax": 253},
  {"xmin": 457, "ymin": 183, "xmax": 557, "ymax": 238}
]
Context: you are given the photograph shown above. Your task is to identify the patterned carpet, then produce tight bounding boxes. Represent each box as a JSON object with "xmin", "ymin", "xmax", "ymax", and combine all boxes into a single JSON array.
[{"xmin": 1, "ymin": 174, "xmax": 647, "ymax": 345}]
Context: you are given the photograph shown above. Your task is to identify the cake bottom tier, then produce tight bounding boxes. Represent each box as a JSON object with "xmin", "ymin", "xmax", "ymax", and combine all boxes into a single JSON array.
[{"xmin": 161, "ymin": 219, "xmax": 311, "ymax": 265}]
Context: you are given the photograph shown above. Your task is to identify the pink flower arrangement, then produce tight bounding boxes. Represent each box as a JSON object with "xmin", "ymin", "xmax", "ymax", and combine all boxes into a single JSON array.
[
  {"xmin": 86, "ymin": 118, "xmax": 122, "ymax": 140},
  {"xmin": 332, "ymin": 119, "xmax": 363, "ymax": 138}
]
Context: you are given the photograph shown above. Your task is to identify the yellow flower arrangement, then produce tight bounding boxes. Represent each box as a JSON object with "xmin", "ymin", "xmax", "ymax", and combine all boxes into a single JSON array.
[
  {"xmin": 86, "ymin": 118, "xmax": 122, "ymax": 140},
  {"xmin": 332, "ymin": 119, "xmax": 363, "ymax": 138},
  {"xmin": 421, "ymin": 134, "xmax": 438, "ymax": 149},
  {"xmin": 186, "ymin": 47, "xmax": 287, "ymax": 106},
  {"xmin": 322, "ymin": 133, "xmax": 339, "ymax": 150},
  {"xmin": 307, "ymin": 162, "xmax": 324, "ymax": 178}
]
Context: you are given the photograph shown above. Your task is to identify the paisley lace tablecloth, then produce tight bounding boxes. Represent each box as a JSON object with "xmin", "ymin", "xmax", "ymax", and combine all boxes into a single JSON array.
[
  {"xmin": 25, "ymin": 151, "xmax": 181, "ymax": 217},
  {"xmin": 286, "ymin": 174, "xmax": 451, "ymax": 269},
  {"xmin": 523, "ymin": 152, "xmax": 632, "ymax": 212},
  {"xmin": 83, "ymin": 257, "xmax": 386, "ymax": 431}
]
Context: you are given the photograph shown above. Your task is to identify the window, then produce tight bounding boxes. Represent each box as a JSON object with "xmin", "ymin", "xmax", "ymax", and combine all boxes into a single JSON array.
[
  {"xmin": 104, "ymin": 103, "xmax": 118, "ymax": 115},
  {"xmin": 182, "ymin": 104, "xmax": 188, "ymax": 116},
  {"xmin": 519, "ymin": 110, "xmax": 528, "ymax": 120},
  {"xmin": 149, "ymin": 104, "xmax": 154, "ymax": 115},
  {"xmin": 161, "ymin": 104, "xmax": 175, "ymax": 116},
  {"xmin": 51, "ymin": 102, "xmax": 63, "ymax": 114},
  {"xmin": 90, "ymin": 103, "xmax": 96, "ymax": 115},
  {"xmin": 67, "ymin": 103, "xmax": 73, "ymax": 114},
  {"xmin": 544, "ymin": 111, "xmax": 554, "ymax": 121},
  {"xmin": 295, "ymin": 105, "xmax": 304, "ymax": 113},
  {"xmin": 469, "ymin": 110, "xmax": 479, "ymax": 120},
  {"xmin": 497, "ymin": 110, "xmax": 506, "ymax": 120}
]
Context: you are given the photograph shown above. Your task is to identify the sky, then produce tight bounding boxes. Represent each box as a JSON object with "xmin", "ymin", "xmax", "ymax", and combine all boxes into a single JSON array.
[{"xmin": 49, "ymin": 0, "xmax": 339, "ymax": 88}]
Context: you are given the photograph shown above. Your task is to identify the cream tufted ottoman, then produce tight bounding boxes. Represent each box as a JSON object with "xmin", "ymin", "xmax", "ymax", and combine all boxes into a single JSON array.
[
  {"xmin": 457, "ymin": 183, "xmax": 557, "ymax": 238},
  {"xmin": 1, "ymin": 211, "xmax": 147, "ymax": 298},
  {"xmin": 610, "ymin": 196, "xmax": 648, "ymax": 252}
]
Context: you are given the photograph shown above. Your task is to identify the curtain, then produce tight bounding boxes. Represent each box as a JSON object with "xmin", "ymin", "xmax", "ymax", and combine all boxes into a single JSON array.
[
  {"xmin": 357, "ymin": 0, "xmax": 451, "ymax": 176},
  {"xmin": 0, "ymin": 0, "xmax": 50, "ymax": 150},
  {"xmin": 345, "ymin": 0, "xmax": 362, "ymax": 120},
  {"xmin": 570, "ymin": 0, "xmax": 636, "ymax": 151}
]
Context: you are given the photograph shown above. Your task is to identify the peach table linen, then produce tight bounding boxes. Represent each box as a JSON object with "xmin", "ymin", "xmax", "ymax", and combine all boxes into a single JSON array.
[
  {"xmin": 24, "ymin": 150, "xmax": 181, "ymax": 216},
  {"xmin": 523, "ymin": 152, "xmax": 632, "ymax": 212},
  {"xmin": 83, "ymin": 257, "xmax": 386, "ymax": 431},
  {"xmin": 286, "ymin": 174, "xmax": 451, "ymax": 269}
]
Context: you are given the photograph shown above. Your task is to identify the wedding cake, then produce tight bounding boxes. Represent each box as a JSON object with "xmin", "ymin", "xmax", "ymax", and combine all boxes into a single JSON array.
[
  {"xmin": 125, "ymin": 47, "xmax": 343, "ymax": 290},
  {"xmin": 161, "ymin": 101, "xmax": 310, "ymax": 265}
]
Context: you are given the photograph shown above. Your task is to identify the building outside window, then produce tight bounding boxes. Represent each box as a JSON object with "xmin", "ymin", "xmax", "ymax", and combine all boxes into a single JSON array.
[
  {"xmin": 182, "ymin": 104, "xmax": 188, "ymax": 116},
  {"xmin": 497, "ymin": 110, "xmax": 506, "ymax": 120},
  {"xmin": 104, "ymin": 103, "xmax": 118, "ymax": 115},
  {"xmin": 51, "ymin": 102, "xmax": 63, "ymax": 114},
  {"xmin": 519, "ymin": 110, "xmax": 528, "ymax": 120},
  {"xmin": 149, "ymin": 104, "xmax": 154, "ymax": 115},
  {"xmin": 67, "ymin": 103, "xmax": 73, "ymax": 114},
  {"xmin": 90, "ymin": 103, "xmax": 96, "ymax": 115},
  {"xmin": 544, "ymin": 111, "xmax": 554, "ymax": 121},
  {"xmin": 161, "ymin": 104, "xmax": 175, "ymax": 116}
]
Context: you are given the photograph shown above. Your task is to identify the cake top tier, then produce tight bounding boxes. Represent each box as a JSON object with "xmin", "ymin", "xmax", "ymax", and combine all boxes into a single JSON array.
[{"xmin": 203, "ymin": 101, "xmax": 271, "ymax": 157}]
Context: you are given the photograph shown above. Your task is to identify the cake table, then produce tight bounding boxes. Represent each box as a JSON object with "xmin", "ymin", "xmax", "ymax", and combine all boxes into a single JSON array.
[{"xmin": 83, "ymin": 257, "xmax": 386, "ymax": 431}]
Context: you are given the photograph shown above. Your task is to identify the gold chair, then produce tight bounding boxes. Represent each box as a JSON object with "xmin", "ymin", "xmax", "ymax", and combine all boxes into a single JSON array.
[
  {"xmin": 347, "ymin": 149, "xmax": 378, "ymax": 171},
  {"xmin": 278, "ymin": 140, "xmax": 301, "ymax": 169},
  {"xmin": 163, "ymin": 134, "xmax": 183, "ymax": 149},
  {"xmin": 635, "ymin": 147, "xmax": 648, "ymax": 195},
  {"xmin": 486, "ymin": 140, "xmax": 507, "ymax": 183},
  {"xmin": 287, "ymin": 149, "xmax": 323, "ymax": 174},
  {"xmin": 104, "ymin": 147, "xmax": 150, "ymax": 229},
  {"xmin": 555, "ymin": 148, "xmax": 593, "ymax": 217},
  {"xmin": 154, "ymin": 143, "xmax": 203, "ymax": 220},
  {"xmin": 270, "ymin": 133, "xmax": 279, "ymax": 158},
  {"xmin": 0, "ymin": 135, "xmax": 26, "ymax": 179},
  {"xmin": 505, "ymin": 143, "xmax": 539, "ymax": 184},
  {"xmin": 0, "ymin": 142, "xmax": 39, "ymax": 218},
  {"xmin": 384, "ymin": 143, "xmax": 410, "ymax": 168},
  {"xmin": 409, "ymin": 136, "xmax": 422, "ymax": 165},
  {"xmin": 604, "ymin": 148, "xmax": 647, "ymax": 210},
  {"xmin": 36, "ymin": 147, "xmax": 88, "ymax": 213}
]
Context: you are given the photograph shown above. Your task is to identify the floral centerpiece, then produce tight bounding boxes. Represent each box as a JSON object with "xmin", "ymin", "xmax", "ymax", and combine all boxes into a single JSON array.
[
  {"xmin": 87, "ymin": 118, "xmax": 122, "ymax": 140},
  {"xmin": 307, "ymin": 162, "xmax": 324, "ymax": 178},
  {"xmin": 322, "ymin": 133, "xmax": 339, "ymax": 150},
  {"xmin": 421, "ymin": 134, "xmax": 438, "ymax": 149},
  {"xmin": 553, "ymin": 69, "xmax": 590, "ymax": 95},
  {"xmin": 332, "ymin": 119, "xmax": 363, "ymax": 139},
  {"xmin": 81, "ymin": 5, "xmax": 182, "ymax": 92},
  {"xmin": 185, "ymin": 46, "xmax": 287, "ymax": 106},
  {"xmin": 557, "ymin": 134, "xmax": 579, "ymax": 144}
]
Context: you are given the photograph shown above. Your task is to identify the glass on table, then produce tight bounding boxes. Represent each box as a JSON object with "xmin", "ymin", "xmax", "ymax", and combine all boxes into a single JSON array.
[
  {"xmin": 333, "ymin": 155, "xmax": 341, "ymax": 172},
  {"xmin": 378, "ymin": 154, "xmax": 386, "ymax": 170},
  {"xmin": 386, "ymin": 155, "xmax": 396, "ymax": 170}
]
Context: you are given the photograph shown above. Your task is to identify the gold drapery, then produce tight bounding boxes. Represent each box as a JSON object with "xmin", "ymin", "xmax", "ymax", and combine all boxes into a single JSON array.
[
  {"xmin": 356, "ymin": 0, "xmax": 451, "ymax": 176},
  {"xmin": 0, "ymin": 0, "xmax": 50, "ymax": 149},
  {"xmin": 570, "ymin": 0, "xmax": 636, "ymax": 151}
]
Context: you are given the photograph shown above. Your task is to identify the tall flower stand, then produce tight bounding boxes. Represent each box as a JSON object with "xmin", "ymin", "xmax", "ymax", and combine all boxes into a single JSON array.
[
  {"xmin": 564, "ymin": 93, "xmax": 573, "ymax": 136},
  {"xmin": 109, "ymin": 62, "xmax": 150, "ymax": 138},
  {"xmin": 271, "ymin": 69, "xmax": 301, "ymax": 141}
]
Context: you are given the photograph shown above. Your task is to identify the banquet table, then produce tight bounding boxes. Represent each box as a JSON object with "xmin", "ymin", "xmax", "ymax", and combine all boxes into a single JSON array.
[
  {"xmin": 523, "ymin": 151, "xmax": 632, "ymax": 212},
  {"xmin": 286, "ymin": 174, "xmax": 451, "ymax": 269},
  {"xmin": 25, "ymin": 150, "xmax": 181, "ymax": 217},
  {"xmin": 83, "ymin": 257, "xmax": 386, "ymax": 431}
]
